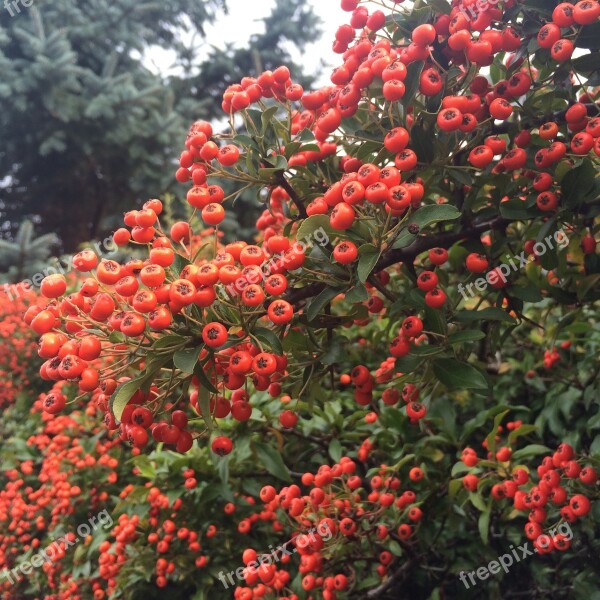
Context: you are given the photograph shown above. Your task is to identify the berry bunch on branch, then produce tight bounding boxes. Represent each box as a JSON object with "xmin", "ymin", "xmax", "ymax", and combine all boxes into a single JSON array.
[{"xmin": 27, "ymin": 0, "xmax": 600, "ymax": 454}]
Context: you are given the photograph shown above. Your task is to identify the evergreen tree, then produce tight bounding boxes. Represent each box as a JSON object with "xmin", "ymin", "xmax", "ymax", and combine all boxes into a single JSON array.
[
  {"xmin": 0, "ymin": 0, "xmax": 320, "ymax": 250},
  {"xmin": 0, "ymin": 220, "xmax": 59, "ymax": 283}
]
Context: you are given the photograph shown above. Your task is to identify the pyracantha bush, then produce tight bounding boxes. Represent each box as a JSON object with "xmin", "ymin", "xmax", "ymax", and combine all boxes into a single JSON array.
[{"xmin": 12, "ymin": 0, "xmax": 600, "ymax": 597}]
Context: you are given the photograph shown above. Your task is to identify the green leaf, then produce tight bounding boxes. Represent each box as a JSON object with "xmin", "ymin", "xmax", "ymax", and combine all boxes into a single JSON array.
[
  {"xmin": 507, "ymin": 424, "xmax": 537, "ymax": 445},
  {"xmin": 108, "ymin": 330, "xmax": 125, "ymax": 343},
  {"xmin": 111, "ymin": 378, "xmax": 144, "ymax": 421},
  {"xmin": 322, "ymin": 335, "xmax": 348, "ymax": 366},
  {"xmin": 193, "ymin": 363, "xmax": 218, "ymax": 395},
  {"xmin": 389, "ymin": 203, "xmax": 461, "ymax": 251},
  {"xmin": 394, "ymin": 354, "xmax": 422, "ymax": 372},
  {"xmin": 152, "ymin": 334, "xmax": 186, "ymax": 350},
  {"xmin": 345, "ymin": 283, "xmax": 369, "ymax": 303},
  {"xmin": 577, "ymin": 21, "xmax": 600, "ymax": 50},
  {"xmin": 410, "ymin": 204, "xmax": 461, "ymax": 229},
  {"xmin": 328, "ymin": 439, "xmax": 342, "ymax": 462},
  {"xmin": 577, "ymin": 275, "xmax": 600, "ymax": 301},
  {"xmin": 433, "ymin": 359, "xmax": 488, "ymax": 390},
  {"xmin": 253, "ymin": 327, "xmax": 284, "ymax": 355},
  {"xmin": 509, "ymin": 284, "xmax": 543, "ymax": 303},
  {"xmin": 446, "ymin": 168, "xmax": 472, "ymax": 187},
  {"xmin": 110, "ymin": 354, "xmax": 171, "ymax": 420},
  {"xmin": 448, "ymin": 330, "xmax": 486, "ymax": 345},
  {"xmin": 171, "ymin": 251, "xmax": 191, "ymax": 275},
  {"xmin": 306, "ymin": 286, "xmax": 343, "ymax": 323},
  {"xmin": 296, "ymin": 214, "xmax": 336, "ymax": 242},
  {"xmin": 455, "ymin": 307, "xmax": 516, "ymax": 323},
  {"xmin": 572, "ymin": 52, "xmax": 600, "ymax": 75},
  {"xmin": 173, "ymin": 348, "xmax": 199, "ymax": 373},
  {"xmin": 253, "ymin": 441, "xmax": 292, "ymax": 482},
  {"xmin": 469, "ymin": 491, "xmax": 487, "ymax": 511},
  {"xmin": 261, "ymin": 105, "xmax": 280, "ymax": 134},
  {"xmin": 234, "ymin": 134, "xmax": 260, "ymax": 151},
  {"xmin": 427, "ymin": 0, "xmax": 451, "ymax": 14},
  {"xmin": 391, "ymin": 228, "xmax": 418, "ymax": 250},
  {"xmin": 561, "ymin": 159, "xmax": 598, "ymax": 207},
  {"xmin": 448, "ymin": 479, "xmax": 463, "ymax": 499},
  {"xmin": 298, "ymin": 128, "xmax": 316, "ymax": 142},
  {"xmin": 357, "ymin": 244, "xmax": 380, "ymax": 283},
  {"xmin": 485, "ymin": 409, "xmax": 509, "ymax": 456},
  {"xmin": 355, "ymin": 140, "xmax": 383, "ymax": 161},
  {"xmin": 511, "ymin": 444, "xmax": 551, "ymax": 461},
  {"xmin": 478, "ymin": 503, "xmax": 492, "ymax": 544},
  {"xmin": 403, "ymin": 61, "xmax": 425, "ymax": 106},
  {"xmin": 499, "ymin": 199, "xmax": 539, "ymax": 220},
  {"xmin": 410, "ymin": 345, "xmax": 444, "ymax": 357},
  {"xmin": 133, "ymin": 456, "xmax": 157, "ymax": 479},
  {"xmin": 410, "ymin": 123, "xmax": 435, "ymax": 163},
  {"xmin": 197, "ymin": 385, "xmax": 213, "ymax": 431}
]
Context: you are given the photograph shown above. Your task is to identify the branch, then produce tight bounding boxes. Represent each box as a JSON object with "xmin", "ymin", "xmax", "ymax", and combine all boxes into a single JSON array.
[
  {"xmin": 367, "ymin": 275, "xmax": 397, "ymax": 302},
  {"xmin": 285, "ymin": 214, "xmax": 509, "ymax": 307},
  {"xmin": 276, "ymin": 173, "xmax": 308, "ymax": 219},
  {"xmin": 366, "ymin": 557, "xmax": 415, "ymax": 598},
  {"xmin": 377, "ymin": 214, "xmax": 509, "ymax": 271}
]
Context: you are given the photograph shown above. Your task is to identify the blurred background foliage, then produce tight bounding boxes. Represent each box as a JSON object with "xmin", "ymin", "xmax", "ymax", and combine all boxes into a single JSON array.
[{"xmin": 0, "ymin": 0, "xmax": 321, "ymax": 268}]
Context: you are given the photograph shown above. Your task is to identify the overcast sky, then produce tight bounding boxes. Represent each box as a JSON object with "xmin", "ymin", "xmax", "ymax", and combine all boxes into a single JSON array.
[{"xmin": 145, "ymin": 0, "xmax": 343, "ymax": 86}]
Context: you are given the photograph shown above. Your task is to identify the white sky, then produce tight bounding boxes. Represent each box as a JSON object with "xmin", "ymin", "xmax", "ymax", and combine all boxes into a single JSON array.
[{"xmin": 144, "ymin": 0, "xmax": 343, "ymax": 87}]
